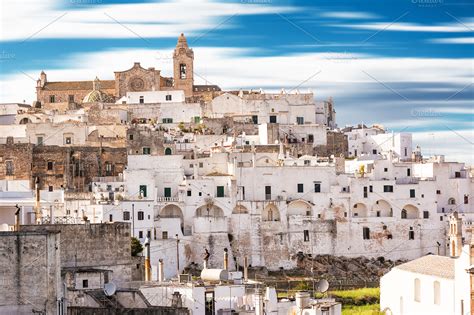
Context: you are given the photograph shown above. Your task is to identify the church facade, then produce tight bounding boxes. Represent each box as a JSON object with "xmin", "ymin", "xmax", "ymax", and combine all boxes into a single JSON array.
[{"xmin": 35, "ymin": 33, "xmax": 220, "ymax": 109}]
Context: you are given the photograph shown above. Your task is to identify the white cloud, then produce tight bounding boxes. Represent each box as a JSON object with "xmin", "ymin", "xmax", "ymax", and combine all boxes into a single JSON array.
[
  {"xmin": 321, "ymin": 11, "xmax": 380, "ymax": 20},
  {"xmin": 430, "ymin": 37, "xmax": 474, "ymax": 44},
  {"xmin": 332, "ymin": 21, "xmax": 474, "ymax": 33},
  {"xmin": 0, "ymin": 0, "xmax": 296, "ymax": 41}
]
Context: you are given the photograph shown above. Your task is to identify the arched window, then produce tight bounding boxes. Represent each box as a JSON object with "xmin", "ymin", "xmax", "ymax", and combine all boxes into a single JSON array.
[
  {"xmin": 414, "ymin": 278, "xmax": 421, "ymax": 302},
  {"xmin": 448, "ymin": 198, "xmax": 456, "ymax": 205},
  {"xmin": 164, "ymin": 148, "xmax": 172, "ymax": 155},
  {"xmin": 433, "ymin": 281, "xmax": 440, "ymax": 305}
]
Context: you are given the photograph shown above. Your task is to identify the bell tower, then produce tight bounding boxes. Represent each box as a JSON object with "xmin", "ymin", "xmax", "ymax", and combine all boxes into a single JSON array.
[
  {"xmin": 173, "ymin": 33, "xmax": 194, "ymax": 98},
  {"xmin": 448, "ymin": 211, "xmax": 462, "ymax": 257}
]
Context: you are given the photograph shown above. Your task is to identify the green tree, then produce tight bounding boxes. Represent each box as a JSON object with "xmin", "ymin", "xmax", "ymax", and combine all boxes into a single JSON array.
[{"xmin": 131, "ymin": 237, "xmax": 143, "ymax": 256}]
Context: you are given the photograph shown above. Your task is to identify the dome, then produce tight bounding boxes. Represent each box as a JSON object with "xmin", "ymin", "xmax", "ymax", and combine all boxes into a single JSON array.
[
  {"xmin": 82, "ymin": 76, "xmax": 114, "ymax": 103},
  {"xmin": 83, "ymin": 90, "xmax": 114, "ymax": 103}
]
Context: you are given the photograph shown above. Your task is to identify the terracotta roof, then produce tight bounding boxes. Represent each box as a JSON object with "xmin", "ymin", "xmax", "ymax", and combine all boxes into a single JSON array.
[
  {"xmin": 194, "ymin": 85, "xmax": 221, "ymax": 92},
  {"xmin": 43, "ymin": 80, "xmax": 115, "ymax": 91},
  {"xmin": 395, "ymin": 255, "xmax": 455, "ymax": 279}
]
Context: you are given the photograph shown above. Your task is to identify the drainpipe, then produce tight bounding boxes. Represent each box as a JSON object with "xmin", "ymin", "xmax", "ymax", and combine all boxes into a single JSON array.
[
  {"xmin": 34, "ymin": 177, "xmax": 41, "ymax": 224},
  {"xmin": 243, "ymin": 256, "xmax": 248, "ymax": 282},
  {"xmin": 14, "ymin": 204, "xmax": 21, "ymax": 232}
]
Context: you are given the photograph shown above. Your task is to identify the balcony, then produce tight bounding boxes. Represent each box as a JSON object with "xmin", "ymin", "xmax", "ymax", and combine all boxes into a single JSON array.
[{"xmin": 157, "ymin": 196, "xmax": 181, "ymax": 202}]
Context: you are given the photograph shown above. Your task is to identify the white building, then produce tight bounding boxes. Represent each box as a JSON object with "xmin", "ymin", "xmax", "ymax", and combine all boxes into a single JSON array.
[{"xmin": 380, "ymin": 212, "xmax": 472, "ymax": 315}]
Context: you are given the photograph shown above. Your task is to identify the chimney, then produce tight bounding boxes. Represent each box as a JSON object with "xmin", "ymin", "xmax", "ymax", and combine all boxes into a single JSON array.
[
  {"xmin": 144, "ymin": 237, "xmax": 151, "ymax": 281},
  {"xmin": 223, "ymin": 248, "xmax": 228, "ymax": 271},
  {"xmin": 40, "ymin": 71, "xmax": 47, "ymax": 87},
  {"xmin": 254, "ymin": 288, "xmax": 264, "ymax": 315},
  {"xmin": 243, "ymin": 256, "xmax": 248, "ymax": 282},
  {"xmin": 158, "ymin": 259, "xmax": 164, "ymax": 282}
]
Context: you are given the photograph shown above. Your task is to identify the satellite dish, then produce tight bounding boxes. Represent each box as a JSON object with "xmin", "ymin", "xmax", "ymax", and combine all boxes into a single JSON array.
[
  {"xmin": 316, "ymin": 279, "xmax": 329, "ymax": 293},
  {"xmin": 103, "ymin": 282, "xmax": 116, "ymax": 296}
]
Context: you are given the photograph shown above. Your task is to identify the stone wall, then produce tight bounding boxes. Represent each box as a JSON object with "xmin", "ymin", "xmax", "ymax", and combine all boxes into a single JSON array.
[
  {"xmin": 21, "ymin": 223, "xmax": 134, "ymax": 284},
  {"xmin": 0, "ymin": 142, "xmax": 33, "ymax": 180},
  {"xmin": 0, "ymin": 231, "xmax": 61, "ymax": 315}
]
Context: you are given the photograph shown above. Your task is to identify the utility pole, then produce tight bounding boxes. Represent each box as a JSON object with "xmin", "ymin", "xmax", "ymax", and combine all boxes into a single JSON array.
[{"xmin": 176, "ymin": 234, "xmax": 180, "ymax": 276}]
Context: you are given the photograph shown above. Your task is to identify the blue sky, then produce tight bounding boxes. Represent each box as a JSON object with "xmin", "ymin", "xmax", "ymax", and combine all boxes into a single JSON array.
[{"xmin": 0, "ymin": 0, "xmax": 472, "ymax": 163}]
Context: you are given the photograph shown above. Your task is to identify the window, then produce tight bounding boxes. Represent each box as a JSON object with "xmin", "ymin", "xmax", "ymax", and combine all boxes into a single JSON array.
[
  {"xmin": 137, "ymin": 211, "xmax": 144, "ymax": 220},
  {"xmin": 409, "ymin": 229, "xmax": 415, "ymax": 240},
  {"xmin": 369, "ymin": 185, "xmax": 373, "ymax": 193},
  {"xmin": 165, "ymin": 94, "xmax": 172, "ymax": 101},
  {"xmin": 139, "ymin": 185, "xmax": 147, "ymax": 198},
  {"xmin": 48, "ymin": 186, "xmax": 53, "ymax": 192},
  {"xmin": 308, "ymin": 134, "xmax": 314, "ymax": 143},
  {"xmin": 464, "ymin": 195, "xmax": 469, "ymax": 204},
  {"xmin": 194, "ymin": 116, "xmax": 201, "ymax": 123},
  {"xmin": 372, "ymin": 149, "xmax": 377, "ymax": 154},
  {"xmin": 82, "ymin": 279, "xmax": 88, "ymax": 288},
  {"xmin": 68, "ymin": 94, "xmax": 74, "ymax": 103},
  {"xmin": 216, "ymin": 186, "xmax": 224, "ymax": 198},
  {"xmin": 129, "ymin": 134, "xmax": 134, "ymax": 140},
  {"xmin": 138, "ymin": 231, "xmax": 143, "ymax": 239},
  {"xmin": 455, "ymin": 171, "xmax": 461, "ymax": 178},
  {"xmin": 296, "ymin": 116, "xmax": 304, "ymax": 125},
  {"xmin": 448, "ymin": 198, "xmax": 456, "ymax": 205},
  {"xmin": 433, "ymin": 281, "xmax": 440, "ymax": 305},
  {"xmin": 314, "ymin": 183, "xmax": 321, "ymax": 193},
  {"xmin": 407, "ymin": 168, "xmax": 411, "ymax": 176},
  {"xmin": 303, "ymin": 230, "xmax": 309, "ymax": 242},
  {"xmin": 162, "ymin": 118, "xmax": 173, "ymax": 123},
  {"xmin": 423, "ymin": 211, "xmax": 429, "ymax": 219},
  {"xmin": 363, "ymin": 186, "xmax": 368, "ymax": 198},
  {"xmin": 65, "ymin": 137, "xmax": 72, "ymax": 145},
  {"xmin": 162, "ymin": 231, "xmax": 168, "ymax": 239},
  {"xmin": 252, "ymin": 115, "xmax": 258, "ymax": 124},
  {"xmin": 49, "ymin": 95, "xmax": 55, "ymax": 103},
  {"xmin": 384, "ymin": 167, "xmax": 388, "ymax": 172},
  {"xmin": 164, "ymin": 187, "xmax": 171, "ymax": 198},
  {"xmin": 180, "ymin": 63, "xmax": 187, "ymax": 79},
  {"xmin": 414, "ymin": 278, "xmax": 421, "ymax": 302},
  {"xmin": 401, "ymin": 209, "xmax": 407, "ymax": 219},
  {"xmin": 297, "ymin": 183, "xmax": 304, "ymax": 193},
  {"xmin": 164, "ymin": 148, "xmax": 172, "ymax": 155},
  {"xmin": 142, "ymin": 147, "xmax": 151, "ymax": 155},
  {"xmin": 199, "ymin": 162, "xmax": 203, "ymax": 168},
  {"xmin": 37, "ymin": 136, "xmax": 44, "ymax": 145},
  {"xmin": 187, "ymin": 190, "xmax": 192, "ymax": 197},
  {"xmin": 410, "ymin": 189, "xmax": 416, "ymax": 198},
  {"xmin": 105, "ymin": 162, "xmax": 113, "ymax": 176},
  {"xmin": 404, "ymin": 147, "xmax": 408, "ymax": 156},
  {"xmin": 383, "ymin": 185, "xmax": 393, "ymax": 193},
  {"xmin": 139, "ymin": 96, "xmax": 144, "ymax": 104},
  {"xmin": 363, "ymin": 227, "xmax": 370, "ymax": 240},
  {"xmin": 109, "ymin": 214, "xmax": 113, "ymax": 222},
  {"xmin": 6, "ymin": 160, "xmax": 14, "ymax": 176},
  {"xmin": 265, "ymin": 186, "xmax": 271, "ymax": 200},
  {"xmin": 123, "ymin": 211, "xmax": 130, "ymax": 220},
  {"xmin": 147, "ymin": 230, "xmax": 151, "ymax": 238},
  {"xmin": 436, "ymin": 190, "xmax": 441, "ymax": 195},
  {"xmin": 269, "ymin": 115, "xmax": 277, "ymax": 123}
]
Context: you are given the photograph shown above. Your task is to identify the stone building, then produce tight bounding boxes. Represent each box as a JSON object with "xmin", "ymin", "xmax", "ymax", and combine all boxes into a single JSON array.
[
  {"xmin": 0, "ymin": 140, "xmax": 33, "ymax": 180},
  {"xmin": 35, "ymin": 34, "xmax": 220, "ymax": 109}
]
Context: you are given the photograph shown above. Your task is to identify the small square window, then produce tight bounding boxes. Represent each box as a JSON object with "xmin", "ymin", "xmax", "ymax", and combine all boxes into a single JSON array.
[
  {"xmin": 297, "ymin": 183, "xmax": 304, "ymax": 193},
  {"xmin": 165, "ymin": 95, "xmax": 172, "ymax": 101},
  {"xmin": 82, "ymin": 279, "xmax": 88, "ymax": 288},
  {"xmin": 143, "ymin": 147, "xmax": 151, "ymax": 155},
  {"xmin": 65, "ymin": 137, "xmax": 72, "ymax": 144},
  {"xmin": 129, "ymin": 134, "xmax": 134, "ymax": 140},
  {"xmin": 49, "ymin": 95, "xmax": 56, "ymax": 103},
  {"xmin": 187, "ymin": 190, "xmax": 192, "ymax": 197},
  {"xmin": 162, "ymin": 231, "xmax": 168, "ymax": 239},
  {"xmin": 48, "ymin": 186, "xmax": 53, "ymax": 192}
]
